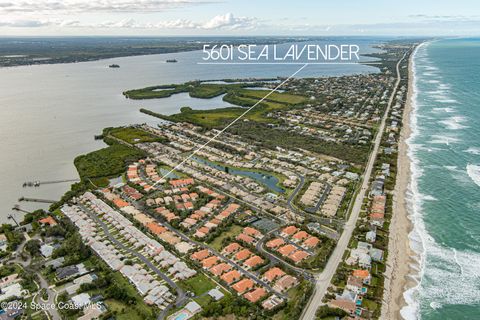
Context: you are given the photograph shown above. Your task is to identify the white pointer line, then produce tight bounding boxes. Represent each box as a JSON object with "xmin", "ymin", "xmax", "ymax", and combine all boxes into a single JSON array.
[
  {"xmin": 154, "ymin": 63, "xmax": 309, "ymax": 186},
  {"xmin": 197, "ymin": 62, "xmax": 382, "ymax": 65}
]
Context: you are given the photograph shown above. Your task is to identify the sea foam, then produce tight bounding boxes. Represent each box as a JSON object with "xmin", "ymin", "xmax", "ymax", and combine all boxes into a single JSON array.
[
  {"xmin": 466, "ymin": 164, "xmax": 480, "ymax": 187},
  {"xmin": 402, "ymin": 40, "xmax": 480, "ymax": 320},
  {"xmin": 439, "ymin": 116, "xmax": 468, "ymax": 130},
  {"xmin": 465, "ymin": 147, "xmax": 480, "ymax": 155}
]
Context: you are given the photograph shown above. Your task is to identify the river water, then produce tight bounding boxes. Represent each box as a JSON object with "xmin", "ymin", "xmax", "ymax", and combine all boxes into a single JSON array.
[{"xmin": 0, "ymin": 38, "xmax": 380, "ymax": 223}]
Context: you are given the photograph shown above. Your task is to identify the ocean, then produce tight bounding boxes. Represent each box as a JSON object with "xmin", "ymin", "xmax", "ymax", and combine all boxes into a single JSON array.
[{"xmin": 403, "ymin": 38, "xmax": 480, "ymax": 319}]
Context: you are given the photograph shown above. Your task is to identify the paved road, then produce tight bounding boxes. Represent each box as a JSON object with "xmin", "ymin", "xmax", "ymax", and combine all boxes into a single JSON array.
[
  {"xmin": 286, "ymin": 175, "xmax": 341, "ymax": 240},
  {"xmin": 140, "ymin": 204, "xmax": 288, "ymax": 299},
  {"xmin": 300, "ymin": 50, "xmax": 409, "ymax": 320},
  {"xmin": 35, "ymin": 273, "xmax": 61, "ymax": 320},
  {"xmin": 79, "ymin": 204, "xmax": 187, "ymax": 318},
  {"xmin": 255, "ymin": 229, "xmax": 314, "ymax": 281},
  {"xmin": 11, "ymin": 236, "xmax": 62, "ymax": 320}
]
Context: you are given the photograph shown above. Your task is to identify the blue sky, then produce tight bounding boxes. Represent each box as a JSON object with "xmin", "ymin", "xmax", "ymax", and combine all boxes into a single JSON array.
[{"xmin": 1, "ymin": 0, "xmax": 479, "ymax": 36}]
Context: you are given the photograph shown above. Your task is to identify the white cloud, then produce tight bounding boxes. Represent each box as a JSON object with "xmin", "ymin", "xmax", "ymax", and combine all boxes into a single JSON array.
[
  {"xmin": 202, "ymin": 12, "xmax": 257, "ymax": 30},
  {"xmin": 0, "ymin": 0, "xmax": 216, "ymax": 14},
  {"xmin": 0, "ymin": 13, "xmax": 259, "ymax": 30},
  {"xmin": 0, "ymin": 19, "xmax": 51, "ymax": 27}
]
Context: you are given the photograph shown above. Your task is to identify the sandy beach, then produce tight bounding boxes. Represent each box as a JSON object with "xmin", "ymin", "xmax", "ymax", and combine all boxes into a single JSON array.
[{"xmin": 380, "ymin": 48, "xmax": 418, "ymax": 320}]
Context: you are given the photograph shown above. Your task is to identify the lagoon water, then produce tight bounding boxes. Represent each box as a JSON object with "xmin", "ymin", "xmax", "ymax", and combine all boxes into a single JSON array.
[
  {"xmin": 403, "ymin": 38, "xmax": 480, "ymax": 320},
  {"xmin": 0, "ymin": 38, "xmax": 380, "ymax": 223}
]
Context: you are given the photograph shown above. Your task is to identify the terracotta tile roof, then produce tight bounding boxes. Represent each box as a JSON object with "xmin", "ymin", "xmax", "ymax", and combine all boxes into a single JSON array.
[
  {"xmin": 210, "ymin": 218, "xmax": 221, "ymax": 225},
  {"xmin": 191, "ymin": 249, "xmax": 210, "ymax": 261},
  {"xmin": 288, "ymin": 250, "xmax": 310, "ymax": 263},
  {"xmin": 244, "ymin": 287, "xmax": 267, "ymax": 303},
  {"xmin": 263, "ymin": 267, "xmax": 286, "ymax": 282},
  {"xmin": 266, "ymin": 238, "xmax": 285, "ymax": 248},
  {"xmin": 38, "ymin": 216, "xmax": 57, "ymax": 226},
  {"xmin": 281, "ymin": 225, "xmax": 298, "ymax": 236},
  {"xmin": 278, "ymin": 244, "xmax": 296, "ymax": 256},
  {"xmin": 292, "ymin": 231, "xmax": 309, "ymax": 241},
  {"xmin": 221, "ymin": 270, "xmax": 241, "ymax": 284},
  {"xmin": 146, "ymin": 222, "xmax": 167, "ymax": 235},
  {"xmin": 210, "ymin": 263, "xmax": 232, "ymax": 276},
  {"xmin": 243, "ymin": 227, "xmax": 261, "ymax": 237},
  {"xmin": 244, "ymin": 255, "xmax": 264, "ymax": 268},
  {"xmin": 236, "ymin": 233, "xmax": 254, "ymax": 244},
  {"xmin": 222, "ymin": 242, "xmax": 241, "ymax": 254},
  {"xmin": 232, "ymin": 278, "xmax": 254, "ymax": 294},
  {"xmin": 303, "ymin": 236, "xmax": 320, "ymax": 248},
  {"xmin": 112, "ymin": 198, "xmax": 130, "ymax": 208},
  {"xmin": 197, "ymin": 226, "xmax": 210, "ymax": 234},
  {"xmin": 224, "ymin": 203, "xmax": 240, "ymax": 213},
  {"xmin": 353, "ymin": 269, "xmax": 370, "ymax": 279},
  {"xmin": 370, "ymin": 212, "xmax": 384, "ymax": 220},
  {"xmin": 235, "ymin": 249, "xmax": 252, "ymax": 261},
  {"xmin": 169, "ymin": 178, "xmax": 194, "ymax": 187},
  {"xmin": 201, "ymin": 256, "xmax": 219, "ymax": 268}
]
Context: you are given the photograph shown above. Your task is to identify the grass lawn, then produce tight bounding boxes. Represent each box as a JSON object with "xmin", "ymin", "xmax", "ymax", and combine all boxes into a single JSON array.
[
  {"xmin": 209, "ymin": 224, "xmax": 243, "ymax": 251},
  {"xmin": 273, "ymin": 280, "xmax": 313, "ymax": 320},
  {"xmin": 363, "ymin": 299, "xmax": 378, "ymax": 312},
  {"xmin": 236, "ymin": 89, "xmax": 307, "ymax": 104},
  {"xmin": 136, "ymin": 83, "xmax": 307, "ymax": 128},
  {"xmin": 106, "ymin": 127, "xmax": 166, "ymax": 145},
  {"xmin": 179, "ymin": 272, "xmax": 216, "ymax": 296},
  {"xmin": 105, "ymin": 299, "xmax": 151, "ymax": 320},
  {"xmin": 30, "ymin": 312, "xmax": 49, "ymax": 320},
  {"xmin": 193, "ymin": 294, "xmax": 213, "ymax": 307},
  {"xmin": 104, "ymin": 272, "xmax": 157, "ymax": 320}
]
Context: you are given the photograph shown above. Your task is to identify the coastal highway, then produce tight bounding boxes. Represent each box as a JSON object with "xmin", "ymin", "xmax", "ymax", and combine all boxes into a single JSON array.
[{"xmin": 300, "ymin": 50, "xmax": 409, "ymax": 320}]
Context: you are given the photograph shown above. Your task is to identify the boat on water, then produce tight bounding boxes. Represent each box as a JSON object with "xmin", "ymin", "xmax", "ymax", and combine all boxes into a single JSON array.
[
  {"xmin": 108, "ymin": 64, "xmax": 120, "ymax": 68},
  {"xmin": 166, "ymin": 59, "xmax": 178, "ymax": 63}
]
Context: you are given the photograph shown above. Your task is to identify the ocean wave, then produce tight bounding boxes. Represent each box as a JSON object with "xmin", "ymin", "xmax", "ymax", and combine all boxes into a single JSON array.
[
  {"xmin": 466, "ymin": 164, "xmax": 480, "ymax": 187},
  {"xmin": 439, "ymin": 116, "xmax": 468, "ymax": 130},
  {"xmin": 465, "ymin": 147, "xmax": 480, "ymax": 155},
  {"xmin": 438, "ymin": 84, "xmax": 450, "ymax": 90},
  {"xmin": 435, "ymin": 98, "xmax": 458, "ymax": 104},
  {"xmin": 429, "ymin": 134, "xmax": 460, "ymax": 145},
  {"xmin": 421, "ymin": 194, "xmax": 438, "ymax": 201},
  {"xmin": 403, "ymin": 41, "xmax": 480, "ymax": 320},
  {"xmin": 432, "ymin": 107, "xmax": 455, "ymax": 113},
  {"xmin": 418, "ymin": 244, "xmax": 480, "ymax": 307},
  {"xmin": 427, "ymin": 89, "xmax": 447, "ymax": 95},
  {"xmin": 441, "ymin": 165, "xmax": 475, "ymax": 186},
  {"xmin": 424, "ymin": 65, "xmax": 439, "ymax": 71}
]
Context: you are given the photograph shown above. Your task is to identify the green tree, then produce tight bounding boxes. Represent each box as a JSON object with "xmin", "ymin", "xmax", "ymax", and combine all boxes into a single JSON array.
[{"xmin": 25, "ymin": 239, "xmax": 41, "ymax": 256}]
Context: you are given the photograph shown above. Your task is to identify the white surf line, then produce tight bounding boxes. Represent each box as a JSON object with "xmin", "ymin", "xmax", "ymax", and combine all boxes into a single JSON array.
[{"xmin": 153, "ymin": 63, "xmax": 309, "ymax": 186}]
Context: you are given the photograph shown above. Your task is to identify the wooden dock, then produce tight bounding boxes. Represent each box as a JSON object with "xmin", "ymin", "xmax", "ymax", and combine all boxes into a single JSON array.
[
  {"xmin": 18, "ymin": 197, "xmax": 56, "ymax": 204},
  {"xmin": 22, "ymin": 178, "xmax": 79, "ymax": 188}
]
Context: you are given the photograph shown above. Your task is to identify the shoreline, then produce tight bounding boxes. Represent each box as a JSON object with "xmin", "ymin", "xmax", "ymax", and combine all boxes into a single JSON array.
[{"xmin": 380, "ymin": 47, "xmax": 419, "ymax": 320}]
